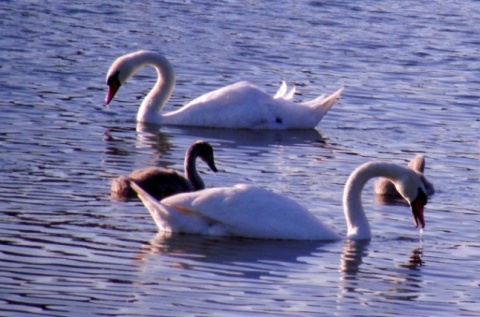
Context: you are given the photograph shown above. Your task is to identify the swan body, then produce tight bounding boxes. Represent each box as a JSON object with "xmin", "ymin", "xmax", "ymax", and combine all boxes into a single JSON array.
[
  {"xmin": 105, "ymin": 50, "xmax": 343, "ymax": 129},
  {"xmin": 374, "ymin": 154, "xmax": 435, "ymax": 197},
  {"xmin": 130, "ymin": 161, "xmax": 428, "ymax": 240},
  {"xmin": 111, "ymin": 141, "xmax": 217, "ymax": 200}
]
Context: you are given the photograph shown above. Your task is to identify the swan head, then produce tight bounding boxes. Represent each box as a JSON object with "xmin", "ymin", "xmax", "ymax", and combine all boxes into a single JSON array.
[
  {"xmin": 393, "ymin": 171, "xmax": 428, "ymax": 228},
  {"xmin": 105, "ymin": 54, "xmax": 134, "ymax": 105},
  {"xmin": 105, "ymin": 51, "xmax": 149, "ymax": 105},
  {"xmin": 191, "ymin": 141, "xmax": 218, "ymax": 173}
]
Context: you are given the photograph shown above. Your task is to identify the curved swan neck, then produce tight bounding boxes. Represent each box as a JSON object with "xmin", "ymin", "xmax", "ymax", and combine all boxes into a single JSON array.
[
  {"xmin": 343, "ymin": 162, "xmax": 410, "ymax": 240},
  {"xmin": 134, "ymin": 51, "xmax": 176, "ymax": 123},
  {"xmin": 184, "ymin": 146, "xmax": 205, "ymax": 190}
]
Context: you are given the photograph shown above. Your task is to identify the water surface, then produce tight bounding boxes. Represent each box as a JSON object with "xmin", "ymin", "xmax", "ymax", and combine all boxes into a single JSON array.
[{"xmin": 1, "ymin": 1, "xmax": 479, "ymax": 316}]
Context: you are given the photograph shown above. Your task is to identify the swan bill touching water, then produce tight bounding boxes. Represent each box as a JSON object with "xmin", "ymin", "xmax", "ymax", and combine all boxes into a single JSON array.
[
  {"xmin": 130, "ymin": 161, "xmax": 429, "ymax": 240},
  {"xmin": 374, "ymin": 154, "xmax": 435, "ymax": 198},
  {"xmin": 105, "ymin": 50, "xmax": 343, "ymax": 129},
  {"xmin": 111, "ymin": 141, "xmax": 218, "ymax": 201}
]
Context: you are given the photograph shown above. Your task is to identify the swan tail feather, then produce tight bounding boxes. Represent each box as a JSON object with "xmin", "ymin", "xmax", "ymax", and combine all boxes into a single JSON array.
[
  {"xmin": 273, "ymin": 81, "xmax": 287, "ymax": 99},
  {"xmin": 302, "ymin": 87, "xmax": 344, "ymax": 118},
  {"xmin": 274, "ymin": 81, "xmax": 296, "ymax": 101},
  {"xmin": 284, "ymin": 86, "xmax": 296, "ymax": 101},
  {"xmin": 131, "ymin": 181, "xmax": 219, "ymax": 234},
  {"xmin": 130, "ymin": 181, "xmax": 175, "ymax": 230},
  {"xmin": 407, "ymin": 154, "xmax": 426, "ymax": 173}
]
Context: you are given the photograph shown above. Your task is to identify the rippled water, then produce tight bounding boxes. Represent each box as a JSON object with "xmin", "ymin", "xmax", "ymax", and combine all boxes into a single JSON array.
[{"xmin": 1, "ymin": 1, "xmax": 479, "ymax": 316}]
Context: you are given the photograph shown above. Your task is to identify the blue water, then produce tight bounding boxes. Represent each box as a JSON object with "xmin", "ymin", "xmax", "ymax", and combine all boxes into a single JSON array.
[{"xmin": 1, "ymin": 1, "xmax": 479, "ymax": 316}]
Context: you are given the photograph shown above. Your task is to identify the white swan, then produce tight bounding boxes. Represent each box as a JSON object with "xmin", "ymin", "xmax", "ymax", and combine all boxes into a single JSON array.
[
  {"xmin": 111, "ymin": 141, "xmax": 217, "ymax": 201},
  {"xmin": 375, "ymin": 154, "xmax": 435, "ymax": 197},
  {"xmin": 130, "ymin": 161, "xmax": 428, "ymax": 240},
  {"xmin": 105, "ymin": 50, "xmax": 343, "ymax": 129}
]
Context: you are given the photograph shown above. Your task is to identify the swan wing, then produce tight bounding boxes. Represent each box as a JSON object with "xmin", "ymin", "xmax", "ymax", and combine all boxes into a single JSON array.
[
  {"xmin": 164, "ymin": 82, "xmax": 282, "ymax": 128},
  {"xmin": 163, "ymin": 81, "xmax": 343, "ymax": 129}
]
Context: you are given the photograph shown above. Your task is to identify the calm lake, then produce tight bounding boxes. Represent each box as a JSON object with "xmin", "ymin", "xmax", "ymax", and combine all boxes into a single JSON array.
[{"xmin": 1, "ymin": 1, "xmax": 479, "ymax": 316}]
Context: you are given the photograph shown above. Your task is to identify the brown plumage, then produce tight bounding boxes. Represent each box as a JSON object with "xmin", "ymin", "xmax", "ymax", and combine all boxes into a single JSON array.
[
  {"xmin": 374, "ymin": 154, "xmax": 434, "ymax": 197},
  {"xmin": 111, "ymin": 141, "xmax": 218, "ymax": 201}
]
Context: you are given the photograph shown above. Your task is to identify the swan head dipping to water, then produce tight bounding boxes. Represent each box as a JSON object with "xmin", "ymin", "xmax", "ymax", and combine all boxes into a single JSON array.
[
  {"xmin": 105, "ymin": 51, "xmax": 176, "ymax": 123},
  {"xmin": 129, "ymin": 160, "xmax": 429, "ymax": 241},
  {"xmin": 105, "ymin": 50, "xmax": 344, "ymax": 129},
  {"xmin": 343, "ymin": 162, "xmax": 427, "ymax": 240}
]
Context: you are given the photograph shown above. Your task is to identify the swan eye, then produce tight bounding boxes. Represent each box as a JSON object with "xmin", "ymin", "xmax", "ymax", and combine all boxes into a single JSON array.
[
  {"xmin": 416, "ymin": 188, "xmax": 427, "ymax": 206},
  {"xmin": 107, "ymin": 71, "xmax": 121, "ymax": 86}
]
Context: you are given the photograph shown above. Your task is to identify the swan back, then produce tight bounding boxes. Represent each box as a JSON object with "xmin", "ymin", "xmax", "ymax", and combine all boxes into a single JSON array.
[
  {"xmin": 134, "ymin": 183, "xmax": 340, "ymax": 240},
  {"xmin": 111, "ymin": 168, "xmax": 193, "ymax": 201}
]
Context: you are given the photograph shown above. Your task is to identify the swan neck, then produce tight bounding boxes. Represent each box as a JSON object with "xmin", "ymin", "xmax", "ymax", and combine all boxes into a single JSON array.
[
  {"xmin": 136, "ymin": 52, "xmax": 176, "ymax": 122},
  {"xmin": 343, "ymin": 162, "xmax": 408, "ymax": 240},
  {"xmin": 184, "ymin": 147, "xmax": 204, "ymax": 190}
]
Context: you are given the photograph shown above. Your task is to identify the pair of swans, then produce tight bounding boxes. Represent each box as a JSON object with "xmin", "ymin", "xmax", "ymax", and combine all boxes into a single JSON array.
[
  {"xmin": 130, "ymin": 161, "xmax": 429, "ymax": 241},
  {"xmin": 105, "ymin": 50, "xmax": 343, "ymax": 129},
  {"xmin": 111, "ymin": 141, "xmax": 217, "ymax": 200}
]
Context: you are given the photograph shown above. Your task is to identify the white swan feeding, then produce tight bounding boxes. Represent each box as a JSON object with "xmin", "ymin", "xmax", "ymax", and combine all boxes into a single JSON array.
[
  {"xmin": 111, "ymin": 141, "xmax": 217, "ymax": 201},
  {"xmin": 130, "ymin": 161, "xmax": 428, "ymax": 240},
  {"xmin": 375, "ymin": 154, "xmax": 435, "ymax": 197},
  {"xmin": 105, "ymin": 50, "xmax": 343, "ymax": 129}
]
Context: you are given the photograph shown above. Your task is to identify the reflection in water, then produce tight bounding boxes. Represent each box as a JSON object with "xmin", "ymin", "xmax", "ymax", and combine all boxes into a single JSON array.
[
  {"xmin": 105, "ymin": 122, "xmax": 330, "ymax": 176},
  {"xmin": 399, "ymin": 247, "xmax": 424, "ymax": 269},
  {"xmin": 102, "ymin": 129, "xmax": 134, "ymax": 157},
  {"xmin": 138, "ymin": 123, "xmax": 328, "ymax": 149},
  {"xmin": 136, "ymin": 232, "xmax": 324, "ymax": 280},
  {"xmin": 339, "ymin": 240, "xmax": 370, "ymax": 276},
  {"xmin": 338, "ymin": 241, "xmax": 425, "ymax": 306},
  {"xmin": 384, "ymin": 246, "xmax": 425, "ymax": 301},
  {"xmin": 134, "ymin": 122, "xmax": 173, "ymax": 151},
  {"xmin": 101, "ymin": 124, "xmax": 173, "ymax": 171}
]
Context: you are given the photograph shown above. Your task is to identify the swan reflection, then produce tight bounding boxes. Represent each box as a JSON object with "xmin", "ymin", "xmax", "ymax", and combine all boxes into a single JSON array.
[
  {"xmin": 338, "ymin": 240, "xmax": 426, "ymax": 304},
  {"xmin": 136, "ymin": 122, "xmax": 328, "ymax": 149},
  {"xmin": 136, "ymin": 232, "xmax": 324, "ymax": 280}
]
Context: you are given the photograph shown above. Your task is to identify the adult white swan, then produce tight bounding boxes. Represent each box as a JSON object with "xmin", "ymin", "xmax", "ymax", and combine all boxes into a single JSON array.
[
  {"xmin": 105, "ymin": 50, "xmax": 343, "ymax": 129},
  {"xmin": 111, "ymin": 141, "xmax": 217, "ymax": 200},
  {"xmin": 130, "ymin": 161, "xmax": 428, "ymax": 240}
]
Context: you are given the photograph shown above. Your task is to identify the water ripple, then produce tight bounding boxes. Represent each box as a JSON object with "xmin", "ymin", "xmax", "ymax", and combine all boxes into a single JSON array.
[{"xmin": 1, "ymin": 0, "xmax": 480, "ymax": 316}]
